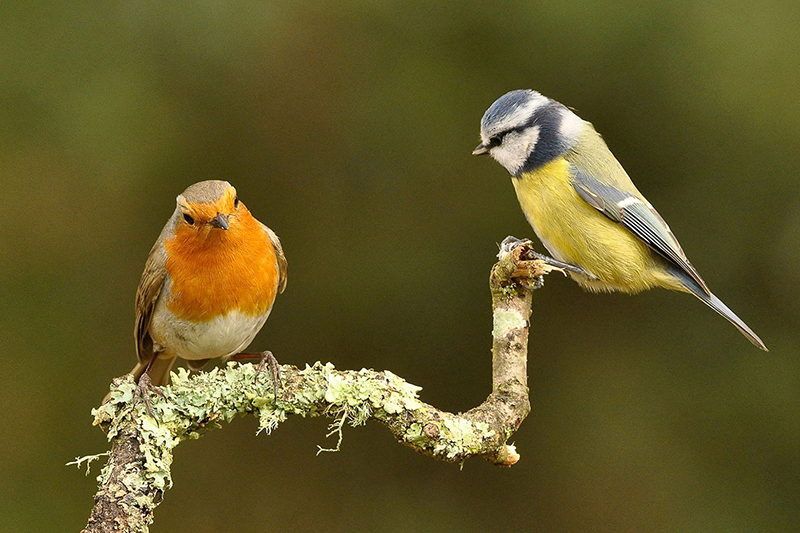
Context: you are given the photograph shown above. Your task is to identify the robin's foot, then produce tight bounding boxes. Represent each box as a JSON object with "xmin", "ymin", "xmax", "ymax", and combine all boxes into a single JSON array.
[
  {"xmin": 228, "ymin": 351, "xmax": 282, "ymax": 400},
  {"xmin": 132, "ymin": 373, "xmax": 167, "ymax": 419},
  {"xmin": 255, "ymin": 350, "xmax": 281, "ymax": 401}
]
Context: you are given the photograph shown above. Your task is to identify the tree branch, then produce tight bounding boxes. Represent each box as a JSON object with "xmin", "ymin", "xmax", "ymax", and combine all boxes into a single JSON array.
[{"xmin": 82, "ymin": 240, "xmax": 551, "ymax": 533}]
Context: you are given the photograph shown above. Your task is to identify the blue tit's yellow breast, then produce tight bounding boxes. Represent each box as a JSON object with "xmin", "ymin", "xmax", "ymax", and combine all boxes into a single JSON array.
[{"xmin": 511, "ymin": 158, "xmax": 673, "ymax": 293}]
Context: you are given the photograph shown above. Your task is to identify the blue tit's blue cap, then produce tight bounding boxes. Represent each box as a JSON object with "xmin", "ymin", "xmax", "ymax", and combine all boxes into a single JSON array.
[
  {"xmin": 480, "ymin": 90, "xmax": 549, "ymax": 140},
  {"xmin": 482, "ymin": 90, "xmax": 540, "ymax": 127}
]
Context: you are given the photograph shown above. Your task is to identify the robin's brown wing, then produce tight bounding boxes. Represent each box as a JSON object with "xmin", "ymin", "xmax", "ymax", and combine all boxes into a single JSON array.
[
  {"xmin": 134, "ymin": 221, "xmax": 170, "ymax": 371},
  {"xmin": 262, "ymin": 223, "xmax": 288, "ymax": 294}
]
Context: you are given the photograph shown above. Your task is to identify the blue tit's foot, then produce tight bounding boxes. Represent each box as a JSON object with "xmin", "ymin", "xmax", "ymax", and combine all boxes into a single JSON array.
[
  {"xmin": 498, "ymin": 236, "xmax": 531, "ymax": 258},
  {"xmin": 132, "ymin": 373, "xmax": 167, "ymax": 419},
  {"xmin": 494, "ymin": 237, "xmax": 556, "ymax": 289},
  {"xmin": 528, "ymin": 251, "xmax": 597, "ymax": 280},
  {"xmin": 498, "ymin": 235, "xmax": 596, "ymax": 280}
]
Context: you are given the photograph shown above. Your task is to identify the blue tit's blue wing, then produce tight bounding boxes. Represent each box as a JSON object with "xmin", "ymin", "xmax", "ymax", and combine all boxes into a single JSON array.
[{"xmin": 569, "ymin": 164, "xmax": 711, "ymax": 296}]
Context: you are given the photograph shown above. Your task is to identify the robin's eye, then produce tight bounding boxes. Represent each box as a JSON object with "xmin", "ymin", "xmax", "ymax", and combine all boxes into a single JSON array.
[
  {"xmin": 183, "ymin": 213, "xmax": 194, "ymax": 225},
  {"xmin": 234, "ymin": 196, "xmax": 239, "ymax": 208}
]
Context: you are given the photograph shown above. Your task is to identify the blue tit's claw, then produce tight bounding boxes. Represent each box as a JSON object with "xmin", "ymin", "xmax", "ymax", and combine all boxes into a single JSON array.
[
  {"xmin": 498, "ymin": 236, "xmax": 534, "ymax": 259},
  {"xmin": 497, "ymin": 236, "xmax": 598, "ymax": 281},
  {"xmin": 500, "ymin": 235, "xmax": 525, "ymax": 249}
]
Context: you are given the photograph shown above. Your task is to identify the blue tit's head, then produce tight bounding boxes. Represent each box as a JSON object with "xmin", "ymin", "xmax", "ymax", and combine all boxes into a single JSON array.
[{"xmin": 473, "ymin": 89, "xmax": 586, "ymax": 177}]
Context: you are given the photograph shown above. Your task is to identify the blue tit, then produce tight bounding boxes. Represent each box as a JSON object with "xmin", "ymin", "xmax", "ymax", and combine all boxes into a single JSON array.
[{"xmin": 473, "ymin": 89, "xmax": 766, "ymax": 350}]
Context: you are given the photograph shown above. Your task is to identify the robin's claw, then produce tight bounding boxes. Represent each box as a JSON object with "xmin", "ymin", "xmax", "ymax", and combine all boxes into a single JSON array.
[
  {"xmin": 255, "ymin": 350, "xmax": 281, "ymax": 401},
  {"xmin": 132, "ymin": 373, "xmax": 166, "ymax": 419}
]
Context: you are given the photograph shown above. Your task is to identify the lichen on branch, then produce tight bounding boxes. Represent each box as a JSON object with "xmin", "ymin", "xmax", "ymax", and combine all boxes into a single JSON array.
[{"xmin": 83, "ymin": 238, "xmax": 549, "ymax": 533}]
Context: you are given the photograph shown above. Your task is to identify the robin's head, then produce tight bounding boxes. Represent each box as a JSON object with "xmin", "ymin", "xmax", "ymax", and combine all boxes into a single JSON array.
[{"xmin": 175, "ymin": 180, "xmax": 244, "ymax": 232}]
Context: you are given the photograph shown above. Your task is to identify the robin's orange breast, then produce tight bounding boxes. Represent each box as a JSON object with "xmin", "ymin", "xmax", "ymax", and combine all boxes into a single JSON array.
[{"xmin": 163, "ymin": 212, "xmax": 279, "ymax": 322}]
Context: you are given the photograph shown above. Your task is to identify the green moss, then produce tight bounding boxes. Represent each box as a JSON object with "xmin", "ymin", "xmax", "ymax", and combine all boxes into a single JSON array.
[{"xmin": 500, "ymin": 284, "xmax": 519, "ymax": 297}]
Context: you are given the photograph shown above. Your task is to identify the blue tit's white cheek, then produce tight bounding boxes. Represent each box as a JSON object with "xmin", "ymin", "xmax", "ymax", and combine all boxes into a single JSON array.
[
  {"xmin": 490, "ymin": 126, "xmax": 541, "ymax": 176},
  {"xmin": 558, "ymin": 108, "xmax": 585, "ymax": 146}
]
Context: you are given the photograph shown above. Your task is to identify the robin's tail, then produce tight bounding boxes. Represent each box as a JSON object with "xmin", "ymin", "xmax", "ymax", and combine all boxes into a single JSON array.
[
  {"xmin": 102, "ymin": 355, "xmax": 177, "ymax": 404},
  {"xmin": 669, "ymin": 266, "xmax": 767, "ymax": 351}
]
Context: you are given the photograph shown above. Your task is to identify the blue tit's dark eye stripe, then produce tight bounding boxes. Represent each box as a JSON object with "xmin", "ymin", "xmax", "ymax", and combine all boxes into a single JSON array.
[{"xmin": 494, "ymin": 113, "xmax": 542, "ymax": 145}]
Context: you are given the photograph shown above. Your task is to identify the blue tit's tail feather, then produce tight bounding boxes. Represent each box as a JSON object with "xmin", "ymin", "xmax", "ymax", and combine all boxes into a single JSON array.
[{"xmin": 667, "ymin": 266, "xmax": 768, "ymax": 351}]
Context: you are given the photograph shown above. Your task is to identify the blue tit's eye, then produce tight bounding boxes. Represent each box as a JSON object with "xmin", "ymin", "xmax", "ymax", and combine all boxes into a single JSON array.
[
  {"xmin": 183, "ymin": 212, "xmax": 194, "ymax": 225},
  {"xmin": 488, "ymin": 134, "xmax": 503, "ymax": 148}
]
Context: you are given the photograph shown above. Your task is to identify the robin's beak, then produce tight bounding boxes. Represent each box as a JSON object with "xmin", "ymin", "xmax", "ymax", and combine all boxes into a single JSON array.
[
  {"xmin": 209, "ymin": 213, "xmax": 229, "ymax": 230},
  {"xmin": 472, "ymin": 143, "xmax": 490, "ymax": 156}
]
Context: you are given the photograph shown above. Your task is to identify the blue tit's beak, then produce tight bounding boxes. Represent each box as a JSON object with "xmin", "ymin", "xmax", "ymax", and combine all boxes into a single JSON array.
[
  {"xmin": 209, "ymin": 213, "xmax": 229, "ymax": 230},
  {"xmin": 472, "ymin": 143, "xmax": 490, "ymax": 156}
]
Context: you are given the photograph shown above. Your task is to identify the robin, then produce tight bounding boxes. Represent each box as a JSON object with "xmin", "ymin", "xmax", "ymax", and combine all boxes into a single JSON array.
[{"xmin": 111, "ymin": 180, "xmax": 287, "ymax": 408}]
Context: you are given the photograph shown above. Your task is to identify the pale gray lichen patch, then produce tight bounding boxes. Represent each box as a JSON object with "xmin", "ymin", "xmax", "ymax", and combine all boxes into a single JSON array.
[
  {"xmin": 492, "ymin": 309, "xmax": 526, "ymax": 337},
  {"xmin": 433, "ymin": 417, "xmax": 497, "ymax": 459},
  {"xmin": 277, "ymin": 363, "xmax": 424, "ymax": 446}
]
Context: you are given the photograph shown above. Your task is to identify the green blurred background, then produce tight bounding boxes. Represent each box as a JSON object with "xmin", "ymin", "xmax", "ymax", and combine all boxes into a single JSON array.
[{"xmin": 2, "ymin": 1, "xmax": 799, "ymax": 531}]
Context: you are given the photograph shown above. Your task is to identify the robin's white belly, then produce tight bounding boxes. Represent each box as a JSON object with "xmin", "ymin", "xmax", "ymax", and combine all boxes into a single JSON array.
[{"xmin": 149, "ymin": 299, "xmax": 272, "ymax": 361}]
